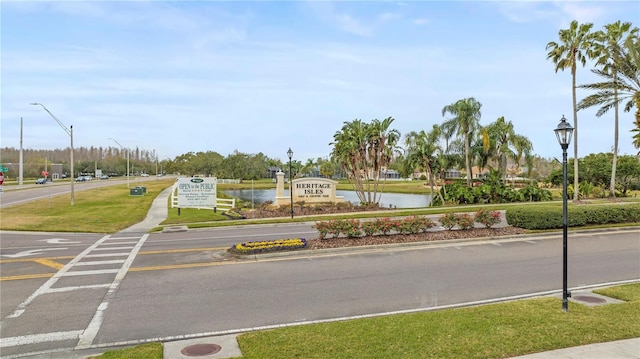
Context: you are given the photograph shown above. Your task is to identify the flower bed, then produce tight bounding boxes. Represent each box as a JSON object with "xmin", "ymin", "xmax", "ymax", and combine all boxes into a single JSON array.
[{"xmin": 230, "ymin": 238, "xmax": 307, "ymax": 255}]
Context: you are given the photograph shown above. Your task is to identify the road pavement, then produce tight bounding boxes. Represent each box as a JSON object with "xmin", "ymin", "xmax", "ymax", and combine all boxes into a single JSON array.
[{"xmin": 1, "ymin": 185, "xmax": 638, "ymax": 358}]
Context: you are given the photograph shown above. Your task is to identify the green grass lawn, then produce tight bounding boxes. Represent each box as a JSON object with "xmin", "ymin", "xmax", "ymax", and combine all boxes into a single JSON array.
[
  {"xmin": 3, "ymin": 178, "xmax": 639, "ymax": 233},
  {"xmin": 0, "ymin": 179, "xmax": 175, "ymax": 232},
  {"xmin": 91, "ymin": 283, "xmax": 640, "ymax": 359}
]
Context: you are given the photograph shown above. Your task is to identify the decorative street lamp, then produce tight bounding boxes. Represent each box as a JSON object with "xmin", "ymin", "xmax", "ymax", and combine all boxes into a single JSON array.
[
  {"xmin": 109, "ymin": 138, "xmax": 130, "ymax": 188},
  {"xmin": 554, "ymin": 114, "xmax": 574, "ymax": 312},
  {"xmin": 31, "ymin": 103, "xmax": 74, "ymax": 205},
  {"xmin": 287, "ymin": 147, "xmax": 294, "ymax": 219}
]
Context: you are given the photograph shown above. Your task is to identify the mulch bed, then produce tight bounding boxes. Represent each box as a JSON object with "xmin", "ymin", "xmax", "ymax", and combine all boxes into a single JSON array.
[{"xmin": 307, "ymin": 227, "xmax": 527, "ymax": 250}]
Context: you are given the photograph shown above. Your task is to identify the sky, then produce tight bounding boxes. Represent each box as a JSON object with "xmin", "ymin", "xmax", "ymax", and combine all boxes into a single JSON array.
[{"xmin": 1, "ymin": 1, "xmax": 639, "ymax": 165}]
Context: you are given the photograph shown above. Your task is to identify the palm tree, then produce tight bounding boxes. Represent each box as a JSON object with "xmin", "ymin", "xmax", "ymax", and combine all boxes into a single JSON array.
[
  {"xmin": 441, "ymin": 97, "xmax": 482, "ymax": 186},
  {"xmin": 481, "ymin": 116, "xmax": 534, "ymax": 182},
  {"xmin": 546, "ymin": 20, "xmax": 597, "ymax": 201},
  {"xmin": 581, "ymin": 21, "xmax": 638, "ymax": 197},
  {"xmin": 579, "ymin": 33, "xmax": 640, "ymax": 150},
  {"xmin": 405, "ymin": 125, "xmax": 442, "ymax": 206},
  {"xmin": 330, "ymin": 118, "xmax": 401, "ymax": 205}
]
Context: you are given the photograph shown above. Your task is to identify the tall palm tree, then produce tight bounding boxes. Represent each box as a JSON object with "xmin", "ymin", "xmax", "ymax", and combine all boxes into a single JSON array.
[
  {"xmin": 583, "ymin": 21, "xmax": 638, "ymax": 197},
  {"xmin": 441, "ymin": 97, "xmax": 482, "ymax": 186},
  {"xmin": 405, "ymin": 125, "xmax": 442, "ymax": 206},
  {"xmin": 546, "ymin": 20, "xmax": 597, "ymax": 201},
  {"xmin": 579, "ymin": 34, "xmax": 640, "ymax": 151},
  {"xmin": 367, "ymin": 117, "xmax": 402, "ymax": 200}
]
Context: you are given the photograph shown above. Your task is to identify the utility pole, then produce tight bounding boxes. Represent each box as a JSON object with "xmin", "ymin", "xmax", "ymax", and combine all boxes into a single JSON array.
[{"xmin": 19, "ymin": 117, "xmax": 24, "ymax": 185}]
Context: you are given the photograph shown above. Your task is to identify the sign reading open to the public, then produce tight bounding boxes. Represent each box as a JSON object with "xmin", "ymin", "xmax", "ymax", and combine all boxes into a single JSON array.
[{"xmin": 176, "ymin": 177, "xmax": 217, "ymax": 208}]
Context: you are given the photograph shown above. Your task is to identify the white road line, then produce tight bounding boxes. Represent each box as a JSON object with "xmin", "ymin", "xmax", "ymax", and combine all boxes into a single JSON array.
[
  {"xmin": 0, "ymin": 330, "xmax": 84, "ymax": 348},
  {"xmin": 3, "ymin": 235, "xmax": 112, "ymax": 319},
  {"xmin": 99, "ymin": 241, "xmax": 137, "ymax": 245},
  {"xmin": 92, "ymin": 246, "xmax": 134, "ymax": 251},
  {"xmin": 84, "ymin": 253, "xmax": 129, "ymax": 257},
  {"xmin": 76, "ymin": 234, "xmax": 150, "ymax": 349},
  {"xmin": 61, "ymin": 269, "xmax": 120, "ymax": 276},
  {"xmin": 75, "ymin": 260, "xmax": 126, "ymax": 266},
  {"xmin": 105, "ymin": 236, "xmax": 140, "ymax": 240},
  {"xmin": 46, "ymin": 284, "xmax": 111, "ymax": 293}
]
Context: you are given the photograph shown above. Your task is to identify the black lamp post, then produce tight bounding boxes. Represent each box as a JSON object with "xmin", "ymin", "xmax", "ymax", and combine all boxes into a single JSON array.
[
  {"xmin": 287, "ymin": 148, "xmax": 294, "ymax": 218},
  {"xmin": 554, "ymin": 115, "xmax": 574, "ymax": 312}
]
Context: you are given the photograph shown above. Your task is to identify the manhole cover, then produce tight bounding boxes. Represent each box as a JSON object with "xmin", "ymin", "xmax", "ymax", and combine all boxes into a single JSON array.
[
  {"xmin": 573, "ymin": 295, "xmax": 607, "ymax": 304},
  {"xmin": 181, "ymin": 343, "xmax": 222, "ymax": 356}
]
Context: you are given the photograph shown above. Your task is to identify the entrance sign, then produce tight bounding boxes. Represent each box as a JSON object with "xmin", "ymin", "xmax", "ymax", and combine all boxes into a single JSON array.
[
  {"xmin": 0, "ymin": 172, "xmax": 4, "ymax": 185},
  {"xmin": 275, "ymin": 176, "xmax": 344, "ymax": 205},
  {"xmin": 175, "ymin": 177, "xmax": 217, "ymax": 208}
]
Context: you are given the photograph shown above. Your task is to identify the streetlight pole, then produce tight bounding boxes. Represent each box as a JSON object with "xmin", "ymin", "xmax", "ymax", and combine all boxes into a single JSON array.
[
  {"xmin": 31, "ymin": 103, "xmax": 74, "ymax": 205},
  {"xmin": 109, "ymin": 138, "xmax": 130, "ymax": 188},
  {"xmin": 555, "ymin": 115, "xmax": 574, "ymax": 312},
  {"xmin": 287, "ymin": 147, "xmax": 294, "ymax": 219}
]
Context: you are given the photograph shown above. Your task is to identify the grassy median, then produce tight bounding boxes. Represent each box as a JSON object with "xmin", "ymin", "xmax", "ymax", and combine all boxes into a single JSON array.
[{"xmin": 91, "ymin": 283, "xmax": 639, "ymax": 359}]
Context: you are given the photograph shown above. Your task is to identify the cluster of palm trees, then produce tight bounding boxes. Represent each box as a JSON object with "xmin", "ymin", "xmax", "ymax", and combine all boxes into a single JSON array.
[
  {"xmin": 330, "ymin": 117, "xmax": 401, "ymax": 205},
  {"xmin": 546, "ymin": 20, "xmax": 639, "ymax": 199},
  {"xmin": 403, "ymin": 97, "xmax": 533, "ymax": 202},
  {"xmin": 330, "ymin": 105, "xmax": 533, "ymax": 206}
]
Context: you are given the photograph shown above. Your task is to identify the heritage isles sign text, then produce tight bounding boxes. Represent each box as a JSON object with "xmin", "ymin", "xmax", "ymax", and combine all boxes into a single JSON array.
[{"xmin": 291, "ymin": 178, "xmax": 343, "ymax": 203}]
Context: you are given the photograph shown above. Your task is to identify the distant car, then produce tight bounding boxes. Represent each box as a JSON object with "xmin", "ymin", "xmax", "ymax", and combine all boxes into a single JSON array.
[
  {"xmin": 36, "ymin": 178, "xmax": 47, "ymax": 184},
  {"xmin": 83, "ymin": 175, "xmax": 93, "ymax": 181},
  {"xmin": 141, "ymin": 173, "xmax": 149, "ymax": 177},
  {"xmin": 100, "ymin": 175, "xmax": 109, "ymax": 180},
  {"xmin": 76, "ymin": 176, "xmax": 86, "ymax": 182}
]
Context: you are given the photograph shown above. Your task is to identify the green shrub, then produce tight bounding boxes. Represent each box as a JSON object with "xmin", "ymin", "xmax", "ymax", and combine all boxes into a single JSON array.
[
  {"xmin": 399, "ymin": 216, "xmax": 435, "ymax": 234},
  {"xmin": 361, "ymin": 221, "xmax": 377, "ymax": 236},
  {"xmin": 439, "ymin": 212, "xmax": 458, "ymax": 230},
  {"xmin": 374, "ymin": 217, "xmax": 398, "ymax": 235},
  {"xmin": 474, "ymin": 208, "xmax": 501, "ymax": 228},
  {"xmin": 341, "ymin": 219, "xmax": 363, "ymax": 238},
  {"xmin": 505, "ymin": 203, "xmax": 640, "ymax": 230},
  {"xmin": 439, "ymin": 213, "xmax": 474, "ymax": 230},
  {"xmin": 456, "ymin": 213, "xmax": 475, "ymax": 230}
]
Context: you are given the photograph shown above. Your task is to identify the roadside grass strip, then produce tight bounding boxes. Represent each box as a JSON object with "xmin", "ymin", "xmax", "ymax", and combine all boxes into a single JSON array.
[
  {"xmin": 90, "ymin": 283, "xmax": 640, "ymax": 359},
  {"xmin": 236, "ymin": 284, "xmax": 640, "ymax": 359}
]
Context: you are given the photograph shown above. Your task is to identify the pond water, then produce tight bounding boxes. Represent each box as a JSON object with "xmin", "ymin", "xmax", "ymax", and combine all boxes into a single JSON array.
[{"xmin": 224, "ymin": 189, "xmax": 432, "ymax": 208}]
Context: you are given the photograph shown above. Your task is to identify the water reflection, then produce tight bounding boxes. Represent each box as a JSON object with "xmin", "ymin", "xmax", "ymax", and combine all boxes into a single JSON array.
[{"xmin": 223, "ymin": 189, "xmax": 432, "ymax": 208}]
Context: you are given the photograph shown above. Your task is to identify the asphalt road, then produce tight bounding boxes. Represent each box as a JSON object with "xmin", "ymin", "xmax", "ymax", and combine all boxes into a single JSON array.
[
  {"xmin": 1, "ymin": 226, "xmax": 639, "ymax": 357},
  {"xmin": 1, "ymin": 183, "xmax": 639, "ymax": 357}
]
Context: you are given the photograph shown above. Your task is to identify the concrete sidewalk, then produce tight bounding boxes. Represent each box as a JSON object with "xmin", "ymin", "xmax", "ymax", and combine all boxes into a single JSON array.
[{"xmin": 507, "ymin": 337, "xmax": 640, "ymax": 358}]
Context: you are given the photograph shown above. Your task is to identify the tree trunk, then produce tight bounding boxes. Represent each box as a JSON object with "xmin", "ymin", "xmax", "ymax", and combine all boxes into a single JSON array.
[{"xmin": 465, "ymin": 134, "xmax": 472, "ymax": 187}]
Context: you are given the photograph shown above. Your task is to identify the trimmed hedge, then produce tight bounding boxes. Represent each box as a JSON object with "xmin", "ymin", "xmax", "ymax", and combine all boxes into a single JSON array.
[{"xmin": 505, "ymin": 203, "xmax": 640, "ymax": 230}]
